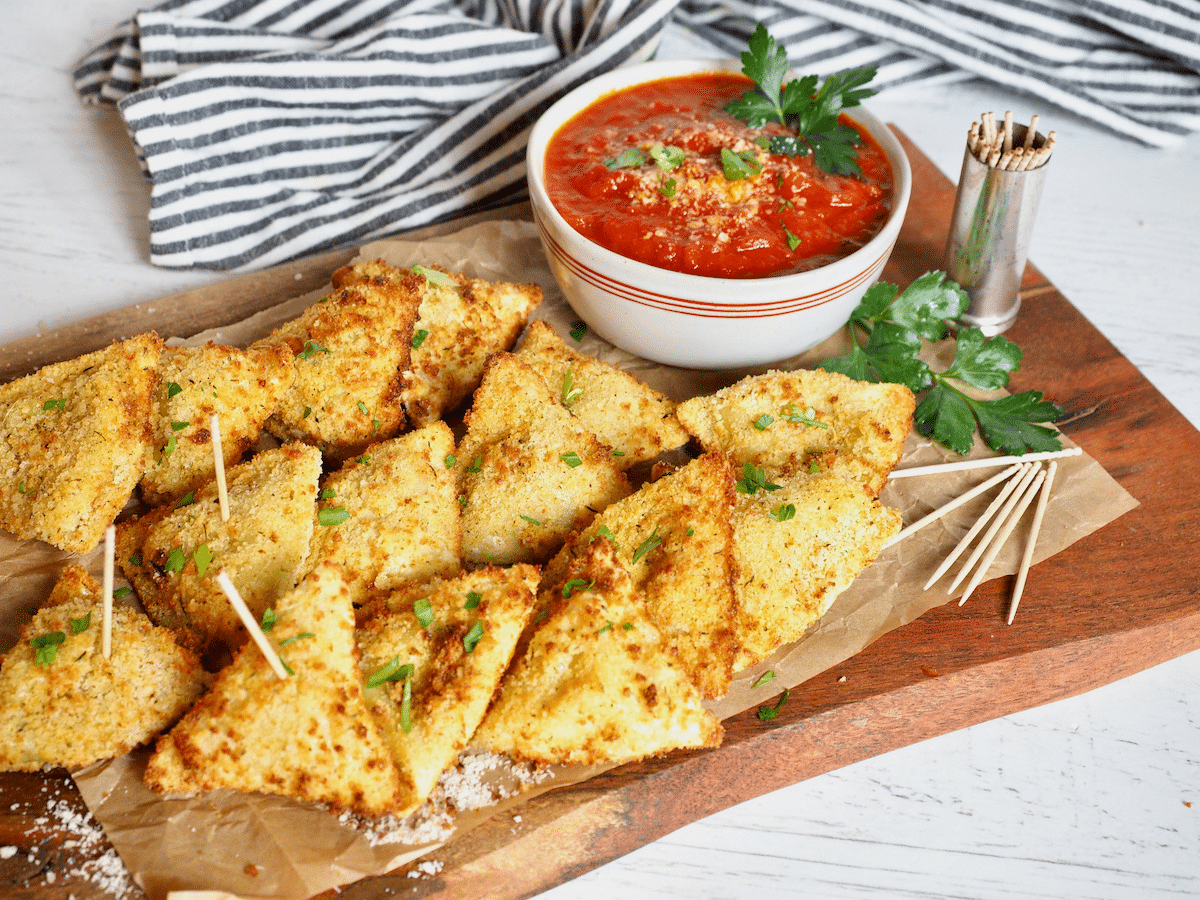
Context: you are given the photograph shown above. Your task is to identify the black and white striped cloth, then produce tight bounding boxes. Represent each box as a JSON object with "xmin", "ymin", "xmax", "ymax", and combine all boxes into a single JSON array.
[{"xmin": 75, "ymin": 0, "xmax": 1200, "ymax": 271}]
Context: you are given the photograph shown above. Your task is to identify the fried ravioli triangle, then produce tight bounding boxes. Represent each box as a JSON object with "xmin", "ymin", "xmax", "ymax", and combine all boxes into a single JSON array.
[
  {"xmin": 675, "ymin": 368, "xmax": 915, "ymax": 496},
  {"xmin": 332, "ymin": 260, "xmax": 543, "ymax": 428},
  {"xmin": 515, "ymin": 320, "xmax": 689, "ymax": 469},
  {"xmin": 471, "ymin": 539, "xmax": 722, "ymax": 766},
  {"xmin": 252, "ymin": 276, "xmax": 421, "ymax": 462},
  {"xmin": 731, "ymin": 471, "xmax": 901, "ymax": 670},
  {"xmin": 117, "ymin": 443, "xmax": 323, "ymax": 653},
  {"xmin": 0, "ymin": 332, "xmax": 161, "ymax": 553},
  {"xmin": 145, "ymin": 564, "xmax": 407, "ymax": 816},
  {"xmin": 0, "ymin": 565, "xmax": 208, "ymax": 773},
  {"xmin": 303, "ymin": 422, "xmax": 461, "ymax": 606},
  {"xmin": 140, "ymin": 342, "xmax": 296, "ymax": 506},
  {"xmin": 356, "ymin": 564, "xmax": 539, "ymax": 815},
  {"xmin": 540, "ymin": 451, "xmax": 739, "ymax": 699},
  {"xmin": 456, "ymin": 352, "xmax": 631, "ymax": 566}
]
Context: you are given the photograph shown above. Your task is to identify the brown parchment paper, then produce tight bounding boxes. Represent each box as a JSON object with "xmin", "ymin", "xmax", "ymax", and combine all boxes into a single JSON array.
[{"xmin": 0, "ymin": 219, "xmax": 1137, "ymax": 900}]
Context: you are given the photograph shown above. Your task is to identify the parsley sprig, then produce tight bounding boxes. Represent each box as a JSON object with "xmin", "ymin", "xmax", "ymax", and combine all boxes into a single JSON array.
[
  {"xmin": 724, "ymin": 24, "xmax": 877, "ymax": 177},
  {"xmin": 819, "ymin": 272, "xmax": 1063, "ymax": 456}
]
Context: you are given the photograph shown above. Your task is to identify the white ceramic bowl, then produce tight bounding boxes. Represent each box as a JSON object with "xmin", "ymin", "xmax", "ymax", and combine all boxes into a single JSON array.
[{"xmin": 526, "ymin": 58, "xmax": 911, "ymax": 370}]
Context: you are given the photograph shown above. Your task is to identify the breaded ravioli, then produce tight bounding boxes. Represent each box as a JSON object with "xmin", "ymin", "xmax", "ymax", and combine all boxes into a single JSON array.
[
  {"xmin": 540, "ymin": 451, "xmax": 739, "ymax": 699},
  {"xmin": 117, "ymin": 443, "xmax": 322, "ymax": 653},
  {"xmin": 731, "ymin": 471, "xmax": 901, "ymax": 670},
  {"xmin": 253, "ymin": 277, "xmax": 421, "ymax": 462},
  {"xmin": 0, "ymin": 333, "xmax": 161, "ymax": 552},
  {"xmin": 675, "ymin": 368, "xmax": 915, "ymax": 495},
  {"xmin": 515, "ymin": 320, "xmax": 689, "ymax": 468},
  {"xmin": 471, "ymin": 540, "xmax": 722, "ymax": 766},
  {"xmin": 140, "ymin": 342, "xmax": 295, "ymax": 506},
  {"xmin": 0, "ymin": 565, "xmax": 208, "ymax": 772},
  {"xmin": 302, "ymin": 422, "xmax": 462, "ymax": 606},
  {"xmin": 332, "ymin": 260, "xmax": 543, "ymax": 427},
  {"xmin": 356, "ymin": 564, "xmax": 539, "ymax": 814},
  {"xmin": 456, "ymin": 353, "xmax": 630, "ymax": 566},
  {"xmin": 144, "ymin": 565, "xmax": 407, "ymax": 817}
]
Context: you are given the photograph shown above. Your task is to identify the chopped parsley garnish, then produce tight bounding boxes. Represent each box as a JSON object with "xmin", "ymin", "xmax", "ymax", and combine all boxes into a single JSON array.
[
  {"xmin": 560, "ymin": 450, "xmax": 583, "ymax": 468},
  {"xmin": 753, "ymin": 414, "xmax": 774, "ymax": 431},
  {"xmin": 278, "ymin": 632, "xmax": 315, "ymax": 647},
  {"xmin": 356, "ymin": 454, "xmax": 372, "ymax": 466},
  {"xmin": 649, "ymin": 143, "xmax": 685, "ymax": 170},
  {"xmin": 365, "ymin": 656, "xmax": 414, "ymax": 689},
  {"xmin": 160, "ymin": 434, "xmax": 178, "ymax": 459},
  {"xmin": 412, "ymin": 265, "xmax": 458, "ymax": 289},
  {"xmin": 164, "ymin": 546, "xmax": 187, "ymax": 574},
  {"xmin": 173, "ymin": 491, "xmax": 195, "ymax": 510},
  {"xmin": 413, "ymin": 598, "xmax": 434, "ymax": 630},
  {"xmin": 464, "ymin": 591, "xmax": 482, "ymax": 610},
  {"xmin": 129, "ymin": 552, "xmax": 142, "ymax": 566},
  {"xmin": 299, "ymin": 340, "xmax": 329, "ymax": 360},
  {"xmin": 318, "ymin": 507, "xmax": 349, "ymax": 527},
  {"xmin": 520, "ymin": 514, "xmax": 543, "ymax": 526},
  {"xmin": 752, "ymin": 670, "xmax": 777, "ymax": 689},
  {"xmin": 735, "ymin": 463, "xmax": 782, "ymax": 495},
  {"xmin": 466, "ymin": 455, "xmax": 482, "ymax": 473},
  {"xmin": 597, "ymin": 621, "xmax": 614, "ymax": 634},
  {"xmin": 70, "ymin": 612, "xmax": 92, "ymax": 634},
  {"xmin": 658, "ymin": 177, "xmax": 677, "ymax": 199},
  {"xmin": 724, "ymin": 24, "xmax": 877, "ymax": 177},
  {"xmin": 562, "ymin": 578, "xmax": 593, "ymax": 598},
  {"xmin": 631, "ymin": 526, "xmax": 662, "ymax": 564},
  {"xmin": 194, "ymin": 544, "xmax": 213, "ymax": 577},
  {"xmin": 605, "ymin": 147, "xmax": 646, "ymax": 169},
  {"xmin": 43, "ymin": 398, "xmax": 66, "ymax": 412},
  {"xmin": 170, "ymin": 420, "xmax": 189, "ymax": 432},
  {"xmin": 411, "ymin": 328, "xmax": 430, "ymax": 349},
  {"xmin": 780, "ymin": 404, "xmax": 828, "ymax": 428},
  {"xmin": 319, "ymin": 488, "xmax": 337, "ymax": 500},
  {"xmin": 591, "ymin": 524, "xmax": 620, "ymax": 549},
  {"xmin": 167, "ymin": 382, "xmax": 183, "ymax": 398},
  {"xmin": 112, "ymin": 586, "xmax": 132, "ymax": 599},
  {"xmin": 569, "ymin": 320, "xmax": 587, "ymax": 341},
  {"xmin": 783, "ymin": 223, "xmax": 802, "ymax": 251},
  {"xmin": 444, "ymin": 453, "xmax": 457, "ymax": 469},
  {"xmin": 399, "ymin": 675, "xmax": 413, "ymax": 732},
  {"xmin": 357, "ymin": 401, "xmax": 369, "ymax": 415},
  {"xmin": 30, "ymin": 632, "xmax": 66, "ymax": 667},
  {"xmin": 17, "ymin": 481, "xmax": 33, "ymax": 495},
  {"xmin": 561, "ymin": 371, "xmax": 582, "ymax": 406},
  {"xmin": 303, "ymin": 406, "xmax": 312, "ymax": 418},
  {"xmin": 819, "ymin": 272, "xmax": 1063, "ymax": 455},
  {"xmin": 757, "ymin": 688, "xmax": 790, "ymax": 722},
  {"xmin": 261, "ymin": 608, "xmax": 277, "ymax": 632},
  {"xmin": 720, "ymin": 147, "xmax": 762, "ymax": 181},
  {"xmin": 463, "ymin": 620, "xmax": 485, "ymax": 654},
  {"xmin": 769, "ymin": 503, "xmax": 797, "ymax": 522}
]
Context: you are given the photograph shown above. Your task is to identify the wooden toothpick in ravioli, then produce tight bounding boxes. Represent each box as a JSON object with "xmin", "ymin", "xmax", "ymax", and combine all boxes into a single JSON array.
[
  {"xmin": 456, "ymin": 352, "xmax": 631, "ymax": 566},
  {"xmin": 515, "ymin": 320, "xmax": 689, "ymax": 468},
  {"xmin": 140, "ymin": 342, "xmax": 295, "ymax": 507},
  {"xmin": 117, "ymin": 443, "xmax": 323, "ymax": 653},
  {"xmin": 144, "ymin": 564, "xmax": 408, "ymax": 817},
  {"xmin": 471, "ymin": 539, "xmax": 723, "ymax": 766},
  {"xmin": 253, "ymin": 276, "xmax": 421, "ymax": 462},
  {"xmin": 331, "ymin": 260, "xmax": 543, "ymax": 428},
  {"xmin": 0, "ymin": 333, "xmax": 161, "ymax": 553}
]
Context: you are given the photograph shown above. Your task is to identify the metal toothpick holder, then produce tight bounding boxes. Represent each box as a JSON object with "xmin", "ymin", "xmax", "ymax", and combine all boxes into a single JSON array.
[{"xmin": 944, "ymin": 116, "xmax": 1054, "ymax": 335}]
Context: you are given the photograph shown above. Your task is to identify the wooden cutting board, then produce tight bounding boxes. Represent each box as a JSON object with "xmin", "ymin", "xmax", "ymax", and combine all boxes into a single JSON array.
[{"xmin": 2, "ymin": 132, "xmax": 1198, "ymax": 899}]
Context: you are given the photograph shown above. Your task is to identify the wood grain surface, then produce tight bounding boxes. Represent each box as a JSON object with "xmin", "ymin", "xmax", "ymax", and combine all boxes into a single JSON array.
[{"xmin": 1, "ymin": 131, "xmax": 1197, "ymax": 900}]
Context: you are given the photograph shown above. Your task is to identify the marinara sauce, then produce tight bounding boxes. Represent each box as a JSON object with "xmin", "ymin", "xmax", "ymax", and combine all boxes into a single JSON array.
[{"xmin": 543, "ymin": 73, "xmax": 892, "ymax": 279}]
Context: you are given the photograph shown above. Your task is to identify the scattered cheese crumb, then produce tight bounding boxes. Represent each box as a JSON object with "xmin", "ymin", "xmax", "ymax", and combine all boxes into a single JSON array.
[{"xmin": 407, "ymin": 859, "xmax": 444, "ymax": 879}]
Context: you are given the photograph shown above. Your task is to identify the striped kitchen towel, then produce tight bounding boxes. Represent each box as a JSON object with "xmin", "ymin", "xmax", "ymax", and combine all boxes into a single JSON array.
[{"xmin": 75, "ymin": 0, "xmax": 1200, "ymax": 271}]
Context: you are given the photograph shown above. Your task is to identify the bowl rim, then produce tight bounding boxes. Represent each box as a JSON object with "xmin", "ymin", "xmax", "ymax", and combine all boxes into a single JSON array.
[{"xmin": 526, "ymin": 56, "xmax": 912, "ymax": 291}]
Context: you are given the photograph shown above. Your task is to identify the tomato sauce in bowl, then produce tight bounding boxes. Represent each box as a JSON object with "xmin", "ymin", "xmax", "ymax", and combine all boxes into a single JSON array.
[{"xmin": 543, "ymin": 73, "xmax": 893, "ymax": 280}]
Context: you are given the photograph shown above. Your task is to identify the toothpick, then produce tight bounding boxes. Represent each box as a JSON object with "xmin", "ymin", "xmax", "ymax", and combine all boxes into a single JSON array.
[
  {"xmin": 889, "ymin": 446, "xmax": 1081, "ymax": 480},
  {"xmin": 959, "ymin": 466, "xmax": 1047, "ymax": 605},
  {"xmin": 1007, "ymin": 461, "xmax": 1058, "ymax": 624},
  {"xmin": 947, "ymin": 463, "xmax": 1041, "ymax": 596},
  {"xmin": 1023, "ymin": 114, "xmax": 1039, "ymax": 151},
  {"xmin": 924, "ymin": 463, "xmax": 1034, "ymax": 590},
  {"xmin": 211, "ymin": 414, "xmax": 229, "ymax": 522},
  {"xmin": 215, "ymin": 571, "xmax": 288, "ymax": 679},
  {"xmin": 885, "ymin": 463, "xmax": 1023, "ymax": 549},
  {"xmin": 102, "ymin": 524, "xmax": 114, "ymax": 659},
  {"xmin": 1002, "ymin": 110, "xmax": 1013, "ymax": 153}
]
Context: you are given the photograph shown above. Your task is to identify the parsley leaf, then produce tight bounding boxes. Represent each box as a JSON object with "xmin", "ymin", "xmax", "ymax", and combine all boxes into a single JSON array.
[
  {"xmin": 735, "ymin": 463, "xmax": 782, "ymax": 495},
  {"xmin": 724, "ymin": 24, "xmax": 877, "ymax": 177},
  {"xmin": 819, "ymin": 271, "xmax": 1063, "ymax": 455},
  {"xmin": 463, "ymin": 620, "xmax": 485, "ymax": 654},
  {"xmin": 605, "ymin": 147, "xmax": 646, "ymax": 169},
  {"xmin": 720, "ymin": 147, "xmax": 762, "ymax": 180},
  {"xmin": 757, "ymin": 689, "xmax": 790, "ymax": 722},
  {"xmin": 631, "ymin": 526, "xmax": 662, "ymax": 564}
]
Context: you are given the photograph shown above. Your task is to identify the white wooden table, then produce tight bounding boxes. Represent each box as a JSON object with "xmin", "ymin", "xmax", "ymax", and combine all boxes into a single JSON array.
[{"xmin": 4, "ymin": 4, "xmax": 1199, "ymax": 898}]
